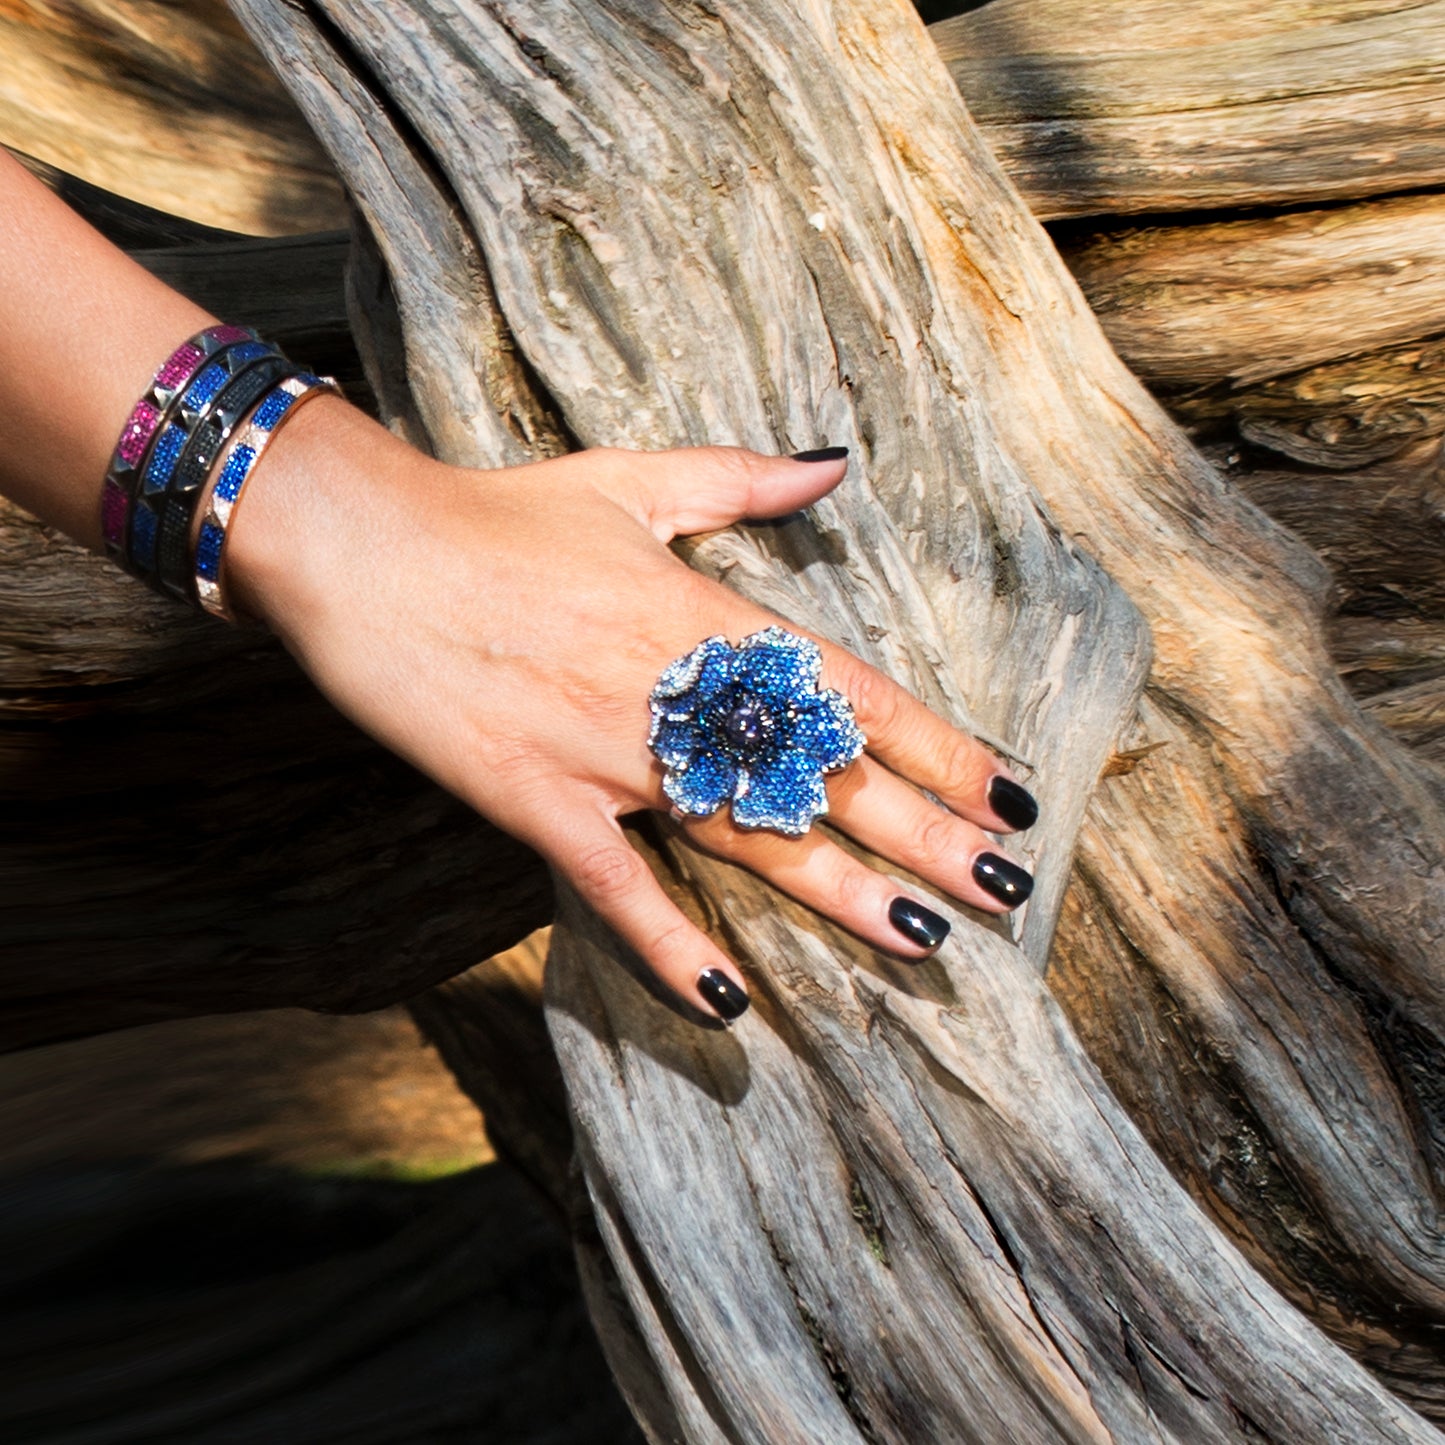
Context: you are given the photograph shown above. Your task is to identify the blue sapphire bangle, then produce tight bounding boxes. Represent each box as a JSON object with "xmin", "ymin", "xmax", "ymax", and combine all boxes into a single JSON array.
[
  {"xmin": 193, "ymin": 373, "xmax": 340, "ymax": 621},
  {"xmin": 118, "ymin": 339, "xmax": 286, "ymax": 582},
  {"xmin": 151, "ymin": 355, "xmax": 299, "ymax": 598}
]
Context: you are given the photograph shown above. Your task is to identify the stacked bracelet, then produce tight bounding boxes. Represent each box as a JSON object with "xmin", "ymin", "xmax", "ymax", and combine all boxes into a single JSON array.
[
  {"xmin": 150, "ymin": 353, "xmax": 294, "ymax": 598},
  {"xmin": 100, "ymin": 324, "xmax": 339, "ymax": 621},
  {"xmin": 100, "ymin": 323, "xmax": 258, "ymax": 561}
]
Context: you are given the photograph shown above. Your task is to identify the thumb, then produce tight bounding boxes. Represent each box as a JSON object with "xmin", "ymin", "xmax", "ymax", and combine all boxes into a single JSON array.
[{"xmin": 619, "ymin": 443, "xmax": 850, "ymax": 541}]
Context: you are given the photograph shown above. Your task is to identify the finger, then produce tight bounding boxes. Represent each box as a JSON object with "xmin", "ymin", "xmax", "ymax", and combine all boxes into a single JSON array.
[
  {"xmin": 599, "ymin": 444, "xmax": 851, "ymax": 541},
  {"xmin": 826, "ymin": 757, "xmax": 1034, "ymax": 911},
  {"xmin": 681, "ymin": 808, "xmax": 955, "ymax": 960},
  {"xmin": 819, "ymin": 648, "xmax": 1039, "ymax": 832},
  {"xmin": 548, "ymin": 806, "xmax": 752, "ymax": 1022}
]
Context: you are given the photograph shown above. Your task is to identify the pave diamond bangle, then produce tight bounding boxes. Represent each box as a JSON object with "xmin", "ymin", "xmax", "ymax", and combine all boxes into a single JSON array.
[
  {"xmin": 100, "ymin": 324, "xmax": 258, "ymax": 559},
  {"xmin": 192, "ymin": 373, "xmax": 340, "ymax": 621}
]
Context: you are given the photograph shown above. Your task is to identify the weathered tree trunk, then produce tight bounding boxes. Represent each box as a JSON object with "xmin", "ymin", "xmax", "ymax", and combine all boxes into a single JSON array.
[
  {"xmin": 5, "ymin": 0, "xmax": 1445, "ymax": 1438},
  {"xmin": 212, "ymin": 1, "xmax": 1445, "ymax": 1441},
  {"xmin": 1058, "ymin": 193, "xmax": 1445, "ymax": 464}
]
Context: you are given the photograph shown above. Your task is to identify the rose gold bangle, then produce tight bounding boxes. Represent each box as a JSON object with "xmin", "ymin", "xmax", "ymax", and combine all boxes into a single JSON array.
[{"xmin": 191, "ymin": 373, "xmax": 340, "ymax": 623}]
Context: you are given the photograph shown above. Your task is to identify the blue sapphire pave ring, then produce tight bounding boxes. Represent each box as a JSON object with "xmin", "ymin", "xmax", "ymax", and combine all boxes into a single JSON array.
[{"xmin": 648, "ymin": 626, "xmax": 866, "ymax": 836}]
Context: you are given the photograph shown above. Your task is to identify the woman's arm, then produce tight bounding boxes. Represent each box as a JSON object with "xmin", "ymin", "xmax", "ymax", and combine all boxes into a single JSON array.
[
  {"xmin": 0, "ymin": 149, "xmax": 215, "ymax": 545},
  {"xmin": 0, "ymin": 151, "xmax": 1037, "ymax": 1024}
]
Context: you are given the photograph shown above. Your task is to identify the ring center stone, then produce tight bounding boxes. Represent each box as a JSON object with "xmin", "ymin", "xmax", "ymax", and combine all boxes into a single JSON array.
[{"xmin": 720, "ymin": 692, "xmax": 776, "ymax": 761}]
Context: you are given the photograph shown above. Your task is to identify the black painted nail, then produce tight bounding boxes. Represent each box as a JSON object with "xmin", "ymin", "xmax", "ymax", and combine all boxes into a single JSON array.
[
  {"xmin": 697, "ymin": 967, "xmax": 750, "ymax": 1021},
  {"xmin": 973, "ymin": 852, "xmax": 1034, "ymax": 908},
  {"xmin": 888, "ymin": 897, "xmax": 951, "ymax": 951},
  {"xmin": 790, "ymin": 446, "xmax": 849, "ymax": 463},
  {"xmin": 987, "ymin": 775, "xmax": 1039, "ymax": 831}
]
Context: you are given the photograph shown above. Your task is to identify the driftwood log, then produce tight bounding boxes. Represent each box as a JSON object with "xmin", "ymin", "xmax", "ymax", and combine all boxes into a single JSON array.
[
  {"xmin": 935, "ymin": 0, "xmax": 1445, "ymax": 219},
  {"xmin": 207, "ymin": 1, "xmax": 1445, "ymax": 1441},
  {"xmin": 3, "ymin": 0, "xmax": 1445, "ymax": 1440}
]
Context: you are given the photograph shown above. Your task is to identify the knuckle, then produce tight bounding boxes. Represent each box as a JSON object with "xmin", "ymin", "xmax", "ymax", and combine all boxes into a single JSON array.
[
  {"xmin": 683, "ymin": 813, "xmax": 740, "ymax": 857},
  {"xmin": 707, "ymin": 443, "xmax": 763, "ymax": 478},
  {"xmin": 914, "ymin": 806, "xmax": 961, "ymax": 872},
  {"xmin": 936, "ymin": 739, "xmax": 987, "ymax": 801},
  {"xmin": 826, "ymin": 862, "xmax": 875, "ymax": 920},
  {"xmin": 644, "ymin": 916, "xmax": 699, "ymax": 965},
  {"xmin": 479, "ymin": 735, "xmax": 545, "ymax": 783},
  {"xmin": 571, "ymin": 841, "xmax": 644, "ymax": 904},
  {"xmin": 703, "ymin": 445, "xmax": 770, "ymax": 503},
  {"xmin": 848, "ymin": 664, "xmax": 904, "ymax": 737}
]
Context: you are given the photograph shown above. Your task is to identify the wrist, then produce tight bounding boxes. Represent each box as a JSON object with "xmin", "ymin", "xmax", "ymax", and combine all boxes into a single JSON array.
[{"xmin": 221, "ymin": 395, "xmax": 422, "ymax": 635}]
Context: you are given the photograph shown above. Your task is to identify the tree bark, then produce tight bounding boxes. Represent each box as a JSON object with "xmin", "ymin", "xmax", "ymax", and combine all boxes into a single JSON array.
[
  {"xmin": 1060, "ymin": 194, "xmax": 1445, "ymax": 393},
  {"xmin": 223, "ymin": 1, "xmax": 1445, "ymax": 1440}
]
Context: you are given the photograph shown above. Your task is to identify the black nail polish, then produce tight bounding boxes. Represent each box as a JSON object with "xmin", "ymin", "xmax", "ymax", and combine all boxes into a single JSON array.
[
  {"xmin": 973, "ymin": 852, "xmax": 1034, "ymax": 908},
  {"xmin": 790, "ymin": 446, "xmax": 849, "ymax": 463},
  {"xmin": 987, "ymin": 775, "xmax": 1039, "ymax": 831},
  {"xmin": 698, "ymin": 967, "xmax": 750, "ymax": 1021},
  {"xmin": 889, "ymin": 897, "xmax": 951, "ymax": 951}
]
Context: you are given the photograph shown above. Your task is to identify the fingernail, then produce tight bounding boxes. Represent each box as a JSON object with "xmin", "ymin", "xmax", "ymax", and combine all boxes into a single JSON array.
[
  {"xmin": 987, "ymin": 775, "xmax": 1038, "ymax": 831},
  {"xmin": 698, "ymin": 967, "xmax": 750, "ymax": 1021},
  {"xmin": 888, "ymin": 896, "xmax": 951, "ymax": 951},
  {"xmin": 790, "ymin": 446, "xmax": 849, "ymax": 463},
  {"xmin": 973, "ymin": 852, "xmax": 1034, "ymax": 908}
]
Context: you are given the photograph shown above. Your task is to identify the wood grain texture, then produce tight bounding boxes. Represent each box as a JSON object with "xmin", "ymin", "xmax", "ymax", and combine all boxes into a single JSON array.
[
  {"xmin": 0, "ymin": 509, "xmax": 552, "ymax": 1049},
  {"xmin": 1232, "ymin": 441, "xmax": 1445, "ymax": 623},
  {"xmin": 231, "ymin": 0, "xmax": 1445, "ymax": 1438},
  {"xmin": 1363, "ymin": 675, "xmax": 1445, "ymax": 761},
  {"xmin": 1184, "ymin": 331, "xmax": 1445, "ymax": 469},
  {"xmin": 1060, "ymin": 193, "xmax": 1445, "ymax": 390},
  {"xmin": 1056, "ymin": 193, "xmax": 1445, "ymax": 466},
  {"xmin": 0, "ymin": 0, "xmax": 345, "ymax": 234},
  {"xmin": 0, "ymin": 1004, "xmax": 491, "ymax": 1179},
  {"xmin": 936, "ymin": 0, "xmax": 1445, "ymax": 219}
]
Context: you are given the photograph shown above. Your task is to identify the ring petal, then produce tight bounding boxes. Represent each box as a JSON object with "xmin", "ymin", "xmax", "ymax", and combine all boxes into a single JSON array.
[
  {"xmin": 651, "ymin": 635, "xmax": 735, "ymax": 717},
  {"xmin": 732, "ymin": 750, "xmax": 828, "ymax": 835},
  {"xmin": 789, "ymin": 690, "xmax": 866, "ymax": 772},
  {"xmin": 648, "ymin": 714, "xmax": 707, "ymax": 771},
  {"xmin": 664, "ymin": 749, "xmax": 740, "ymax": 816},
  {"xmin": 733, "ymin": 625, "xmax": 822, "ymax": 702}
]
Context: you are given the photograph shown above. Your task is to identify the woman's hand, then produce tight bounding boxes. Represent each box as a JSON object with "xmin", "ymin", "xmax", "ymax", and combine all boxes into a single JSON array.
[
  {"xmin": 0, "ymin": 151, "xmax": 1033, "ymax": 1023},
  {"xmin": 228, "ymin": 399, "xmax": 1037, "ymax": 1022}
]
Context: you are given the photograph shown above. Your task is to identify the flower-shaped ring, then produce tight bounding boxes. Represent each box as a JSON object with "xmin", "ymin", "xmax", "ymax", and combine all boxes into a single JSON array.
[{"xmin": 648, "ymin": 626, "xmax": 866, "ymax": 836}]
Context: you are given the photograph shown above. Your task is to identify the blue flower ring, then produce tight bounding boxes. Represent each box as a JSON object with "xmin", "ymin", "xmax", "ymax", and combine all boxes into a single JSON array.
[{"xmin": 648, "ymin": 626, "xmax": 867, "ymax": 837}]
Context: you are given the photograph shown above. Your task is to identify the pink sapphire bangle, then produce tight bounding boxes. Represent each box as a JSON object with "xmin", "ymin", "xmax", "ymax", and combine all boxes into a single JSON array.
[
  {"xmin": 192, "ymin": 373, "xmax": 340, "ymax": 621},
  {"xmin": 99, "ymin": 324, "xmax": 258, "ymax": 561}
]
